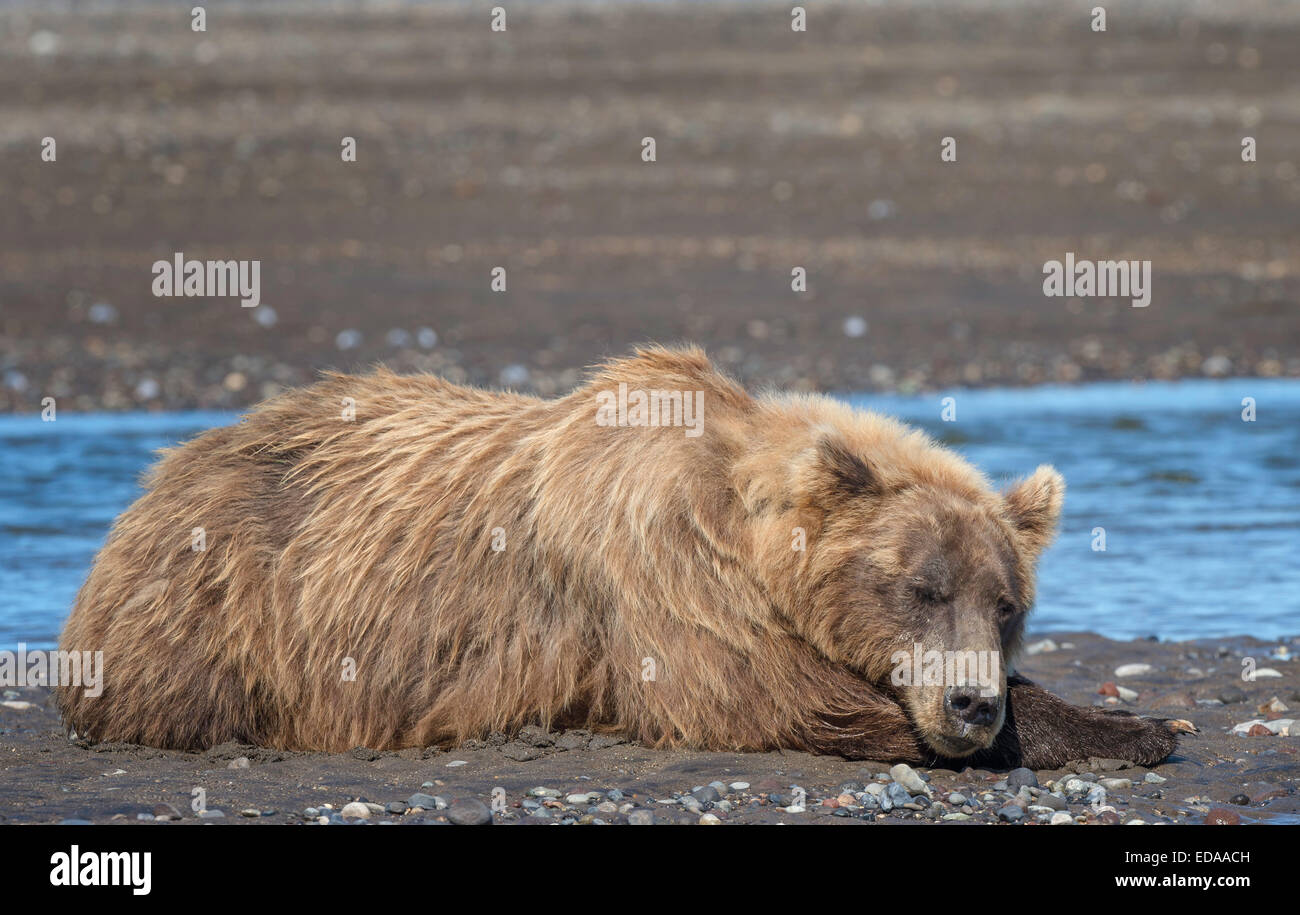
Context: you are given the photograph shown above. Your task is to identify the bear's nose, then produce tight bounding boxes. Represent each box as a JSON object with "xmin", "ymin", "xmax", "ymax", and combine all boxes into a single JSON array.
[{"xmin": 944, "ymin": 686, "xmax": 999, "ymax": 728}]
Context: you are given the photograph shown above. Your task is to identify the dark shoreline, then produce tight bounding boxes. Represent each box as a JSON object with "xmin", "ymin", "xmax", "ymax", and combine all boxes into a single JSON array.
[{"xmin": 2, "ymin": 631, "xmax": 1296, "ymax": 825}]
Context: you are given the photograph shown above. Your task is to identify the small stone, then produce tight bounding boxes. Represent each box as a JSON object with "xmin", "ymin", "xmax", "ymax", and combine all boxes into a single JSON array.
[
  {"xmin": 1025, "ymin": 638, "xmax": 1058, "ymax": 655},
  {"xmin": 1050, "ymin": 812, "xmax": 1075, "ymax": 825},
  {"xmin": 447, "ymin": 799, "xmax": 492, "ymax": 826},
  {"xmin": 445, "ymin": 759, "xmax": 468, "ymax": 767},
  {"xmin": 728, "ymin": 782, "xmax": 750, "ymax": 792},
  {"xmin": 1037, "ymin": 793, "xmax": 1068, "ymax": 811},
  {"xmin": 1116, "ymin": 686, "xmax": 1139, "ymax": 702},
  {"xmin": 1099, "ymin": 778, "xmax": 1132, "ymax": 791},
  {"xmin": 692, "ymin": 785, "xmax": 721, "ymax": 804},
  {"xmin": 1144, "ymin": 772, "xmax": 1167, "ymax": 784},
  {"xmin": 527, "ymin": 787, "xmax": 560, "ymax": 798},
  {"xmin": 407, "ymin": 793, "xmax": 442, "ymax": 810},
  {"xmin": 996, "ymin": 804, "xmax": 1025, "ymax": 823},
  {"xmin": 387, "ymin": 802, "xmax": 407, "ymax": 815},
  {"xmin": 948, "ymin": 792, "xmax": 968, "ymax": 806},
  {"xmin": 889, "ymin": 763, "xmax": 930, "ymax": 796},
  {"xmin": 227, "ymin": 757, "xmax": 250, "ymax": 769},
  {"xmin": 1006, "ymin": 767, "xmax": 1038, "ymax": 791},
  {"xmin": 239, "ymin": 808, "xmax": 260, "ymax": 818},
  {"xmin": 627, "ymin": 809, "xmax": 655, "ymax": 825},
  {"xmin": 1115, "ymin": 663, "xmax": 1153, "ymax": 677},
  {"xmin": 340, "ymin": 802, "xmax": 371, "ymax": 819},
  {"xmin": 197, "ymin": 809, "xmax": 225, "ymax": 819},
  {"xmin": 566, "ymin": 793, "xmax": 595, "ymax": 805},
  {"xmin": 698, "ymin": 813, "xmax": 722, "ymax": 824}
]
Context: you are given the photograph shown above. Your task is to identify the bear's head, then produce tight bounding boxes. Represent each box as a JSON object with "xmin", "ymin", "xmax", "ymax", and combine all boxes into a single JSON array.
[{"xmin": 743, "ymin": 410, "xmax": 1064, "ymax": 759}]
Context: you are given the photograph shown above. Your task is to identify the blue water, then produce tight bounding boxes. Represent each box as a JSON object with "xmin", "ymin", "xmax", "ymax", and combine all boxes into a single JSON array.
[{"xmin": 1, "ymin": 379, "xmax": 1297, "ymax": 649}]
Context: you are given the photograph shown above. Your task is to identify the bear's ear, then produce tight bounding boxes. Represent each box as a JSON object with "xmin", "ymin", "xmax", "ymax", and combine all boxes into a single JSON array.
[
  {"xmin": 814, "ymin": 436, "xmax": 882, "ymax": 503},
  {"xmin": 1002, "ymin": 465, "xmax": 1065, "ymax": 554}
]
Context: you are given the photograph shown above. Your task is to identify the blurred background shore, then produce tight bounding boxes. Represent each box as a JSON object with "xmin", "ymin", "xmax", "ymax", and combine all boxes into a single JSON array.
[{"xmin": 1, "ymin": 0, "xmax": 1297, "ymax": 412}]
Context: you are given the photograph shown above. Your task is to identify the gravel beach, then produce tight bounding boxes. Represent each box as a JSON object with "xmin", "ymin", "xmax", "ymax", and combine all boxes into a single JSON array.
[
  {"xmin": 1, "ymin": 1, "xmax": 1298, "ymax": 412},
  {"xmin": 2, "ymin": 632, "xmax": 1296, "ymax": 825}
]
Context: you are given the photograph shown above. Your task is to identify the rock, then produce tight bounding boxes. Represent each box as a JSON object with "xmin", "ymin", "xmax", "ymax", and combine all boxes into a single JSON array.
[
  {"xmin": 444, "ymin": 759, "xmax": 468, "ymax": 767},
  {"xmin": 1037, "ymin": 793, "xmax": 1068, "ymax": 811},
  {"xmin": 197, "ymin": 809, "xmax": 225, "ymax": 819},
  {"xmin": 239, "ymin": 808, "xmax": 260, "ymax": 818},
  {"xmin": 692, "ymin": 785, "xmax": 721, "ymax": 804},
  {"xmin": 566, "ymin": 792, "xmax": 596, "ymax": 805},
  {"xmin": 227, "ymin": 757, "xmax": 250, "ymax": 769},
  {"xmin": 1006, "ymin": 767, "xmax": 1038, "ymax": 791},
  {"xmin": 1258, "ymin": 696, "xmax": 1290, "ymax": 715},
  {"xmin": 1205, "ymin": 808, "xmax": 1240, "ymax": 826},
  {"xmin": 1025, "ymin": 638, "xmax": 1058, "ymax": 655},
  {"xmin": 948, "ymin": 792, "xmax": 968, "ymax": 806},
  {"xmin": 1098, "ymin": 681, "xmax": 1120, "ymax": 698},
  {"xmin": 941, "ymin": 812, "xmax": 971, "ymax": 821},
  {"xmin": 1143, "ymin": 772, "xmax": 1167, "ymax": 784},
  {"xmin": 1099, "ymin": 778, "xmax": 1132, "ymax": 791},
  {"xmin": 1252, "ymin": 668, "xmax": 1283, "ymax": 679},
  {"xmin": 1229, "ymin": 794, "xmax": 1250, "ymax": 806},
  {"xmin": 996, "ymin": 804, "xmax": 1025, "ymax": 823},
  {"xmin": 884, "ymin": 783, "xmax": 912, "ymax": 808},
  {"xmin": 447, "ymin": 799, "xmax": 492, "ymax": 826},
  {"xmin": 728, "ymin": 782, "xmax": 750, "ymax": 792},
  {"xmin": 387, "ymin": 802, "xmax": 407, "ymax": 815},
  {"xmin": 526, "ymin": 787, "xmax": 561, "ymax": 798},
  {"xmin": 340, "ymin": 802, "xmax": 371, "ymax": 819},
  {"xmin": 889, "ymin": 763, "xmax": 930, "ymax": 796},
  {"xmin": 1116, "ymin": 686, "xmax": 1139, "ymax": 702},
  {"xmin": 408, "ymin": 793, "xmax": 444, "ymax": 810},
  {"xmin": 1218, "ymin": 687, "xmax": 1248, "ymax": 705},
  {"xmin": 698, "ymin": 813, "xmax": 722, "ymax": 824},
  {"xmin": 1115, "ymin": 663, "xmax": 1153, "ymax": 677},
  {"xmin": 1050, "ymin": 812, "xmax": 1074, "ymax": 825},
  {"xmin": 627, "ymin": 809, "xmax": 655, "ymax": 825}
]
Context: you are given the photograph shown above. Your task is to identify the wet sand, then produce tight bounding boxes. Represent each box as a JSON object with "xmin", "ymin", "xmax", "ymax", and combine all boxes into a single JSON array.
[
  {"xmin": 2, "ymin": 632, "xmax": 1296, "ymax": 825},
  {"xmin": 1, "ymin": 1, "xmax": 1298, "ymax": 412}
]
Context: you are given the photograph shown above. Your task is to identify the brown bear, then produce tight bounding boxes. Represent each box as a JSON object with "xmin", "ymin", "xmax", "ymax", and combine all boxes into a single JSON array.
[{"xmin": 57, "ymin": 346, "xmax": 1186, "ymax": 768}]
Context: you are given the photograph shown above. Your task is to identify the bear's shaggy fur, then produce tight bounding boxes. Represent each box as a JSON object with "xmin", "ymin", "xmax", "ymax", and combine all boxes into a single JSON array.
[{"xmin": 58, "ymin": 346, "xmax": 1182, "ymax": 767}]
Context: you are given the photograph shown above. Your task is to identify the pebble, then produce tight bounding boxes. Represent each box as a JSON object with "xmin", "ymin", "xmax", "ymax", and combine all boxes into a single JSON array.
[
  {"xmin": 227, "ymin": 757, "xmax": 250, "ymax": 769},
  {"xmin": 340, "ymin": 802, "xmax": 371, "ymax": 819},
  {"xmin": 447, "ymin": 799, "xmax": 492, "ymax": 826},
  {"xmin": 1099, "ymin": 778, "xmax": 1132, "ymax": 790},
  {"xmin": 627, "ymin": 809, "xmax": 655, "ymax": 825},
  {"xmin": 239, "ymin": 808, "xmax": 260, "ymax": 818},
  {"xmin": 527, "ymin": 787, "xmax": 561, "ymax": 798},
  {"xmin": 728, "ymin": 782, "xmax": 750, "ymax": 792},
  {"xmin": 1006, "ymin": 767, "xmax": 1038, "ymax": 791},
  {"xmin": 1115, "ymin": 663, "xmax": 1153, "ymax": 677},
  {"xmin": 1144, "ymin": 772, "xmax": 1167, "ymax": 784},
  {"xmin": 692, "ymin": 785, "xmax": 721, "ymax": 804},
  {"xmin": 948, "ymin": 792, "xmax": 967, "ymax": 806},
  {"xmin": 408, "ymin": 793, "xmax": 445, "ymax": 810},
  {"xmin": 1025, "ymin": 638, "xmax": 1058, "ymax": 655},
  {"xmin": 197, "ymin": 809, "xmax": 225, "ymax": 819},
  {"xmin": 445, "ymin": 759, "xmax": 467, "ymax": 767},
  {"xmin": 1050, "ymin": 812, "xmax": 1075, "ymax": 825},
  {"xmin": 996, "ymin": 804, "xmax": 1025, "ymax": 823},
  {"xmin": 889, "ymin": 763, "xmax": 930, "ymax": 796},
  {"xmin": 699, "ymin": 813, "xmax": 721, "ymax": 824}
]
